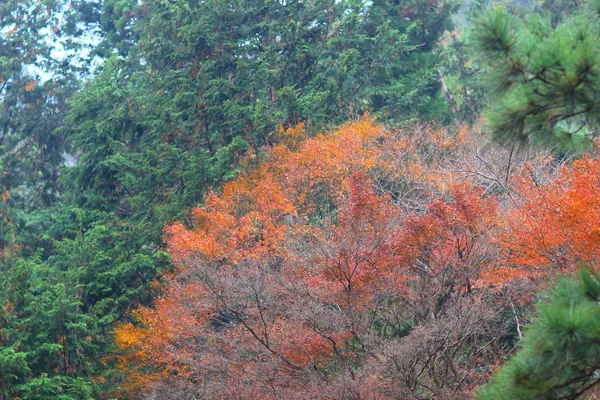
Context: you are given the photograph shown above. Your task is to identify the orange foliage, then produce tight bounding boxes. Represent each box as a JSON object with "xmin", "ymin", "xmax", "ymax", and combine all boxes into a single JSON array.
[
  {"xmin": 24, "ymin": 79, "xmax": 36, "ymax": 92},
  {"xmin": 115, "ymin": 120, "xmax": 519, "ymax": 398},
  {"xmin": 118, "ymin": 120, "xmax": 410, "ymax": 396},
  {"xmin": 496, "ymin": 156, "xmax": 600, "ymax": 282},
  {"xmin": 398, "ymin": 183, "xmax": 499, "ymax": 277}
]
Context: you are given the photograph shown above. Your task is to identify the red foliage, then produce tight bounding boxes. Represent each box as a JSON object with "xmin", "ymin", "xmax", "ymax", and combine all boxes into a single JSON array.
[
  {"xmin": 115, "ymin": 120, "xmax": 534, "ymax": 398},
  {"xmin": 495, "ymin": 157, "xmax": 600, "ymax": 282}
]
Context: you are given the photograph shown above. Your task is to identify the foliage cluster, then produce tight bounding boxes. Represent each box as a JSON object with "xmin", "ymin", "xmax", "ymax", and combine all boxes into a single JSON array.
[
  {"xmin": 117, "ymin": 113, "xmax": 600, "ymax": 397},
  {"xmin": 114, "ymin": 120, "xmax": 536, "ymax": 398},
  {"xmin": 472, "ymin": 1, "xmax": 600, "ymax": 147}
]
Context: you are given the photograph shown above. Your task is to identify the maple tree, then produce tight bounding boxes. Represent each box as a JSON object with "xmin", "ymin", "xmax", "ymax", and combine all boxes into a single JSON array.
[
  {"xmin": 491, "ymin": 156, "xmax": 600, "ymax": 283},
  {"xmin": 115, "ymin": 120, "xmax": 520, "ymax": 398}
]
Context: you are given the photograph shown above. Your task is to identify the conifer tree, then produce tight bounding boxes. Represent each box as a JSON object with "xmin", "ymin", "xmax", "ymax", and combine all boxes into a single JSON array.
[
  {"xmin": 478, "ymin": 270, "xmax": 600, "ymax": 400},
  {"xmin": 0, "ymin": 0, "xmax": 81, "ymax": 250},
  {"xmin": 471, "ymin": 2, "xmax": 600, "ymax": 148}
]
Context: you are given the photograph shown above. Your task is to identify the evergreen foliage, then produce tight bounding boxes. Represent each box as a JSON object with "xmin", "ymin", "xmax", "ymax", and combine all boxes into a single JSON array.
[
  {"xmin": 0, "ymin": 257, "xmax": 96, "ymax": 399},
  {"xmin": 471, "ymin": 2, "xmax": 600, "ymax": 148},
  {"xmin": 478, "ymin": 269, "xmax": 600, "ymax": 400},
  {"xmin": 0, "ymin": 0, "xmax": 82, "ymax": 251}
]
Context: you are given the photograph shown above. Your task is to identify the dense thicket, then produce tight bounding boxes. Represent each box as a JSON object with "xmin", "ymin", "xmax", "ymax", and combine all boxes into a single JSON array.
[{"xmin": 116, "ymin": 120, "xmax": 532, "ymax": 398}]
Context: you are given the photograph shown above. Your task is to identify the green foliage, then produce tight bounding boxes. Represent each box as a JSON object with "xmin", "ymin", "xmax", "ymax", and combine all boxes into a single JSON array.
[
  {"xmin": 471, "ymin": 3, "xmax": 600, "ymax": 148},
  {"xmin": 438, "ymin": 29, "xmax": 487, "ymax": 124},
  {"xmin": 58, "ymin": 0, "xmax": 459, "ymax": 245},
  {"xmin": 478, "ymin": 269, "xmax": 600, "ymax": 400},
  {"xmin": 0, "ymin": 257, "xmax": 96, "ymax": 399},
  {"xmin": 0, "ymin": 0, "xmax": 83, "ymax": 251}
]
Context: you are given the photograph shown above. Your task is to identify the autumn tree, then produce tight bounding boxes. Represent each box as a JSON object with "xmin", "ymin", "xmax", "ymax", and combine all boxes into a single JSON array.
[
  {"xmin": 115, "ymin": 121, "xmax": 518, "ymax": 399},
  {"xmin": 492, "ymin": 156, "xmax": 600, "ymax": 282}
]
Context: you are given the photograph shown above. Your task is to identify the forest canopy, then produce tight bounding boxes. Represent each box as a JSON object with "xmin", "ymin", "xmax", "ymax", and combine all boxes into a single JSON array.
[{"xmin": 1, "ymin": 0, "xmax": 600, "ymax": 399}]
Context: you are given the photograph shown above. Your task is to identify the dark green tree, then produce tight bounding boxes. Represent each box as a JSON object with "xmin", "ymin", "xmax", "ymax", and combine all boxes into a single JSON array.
[
  {"xmin": 0, "ymin": 256, "xmax": 96, "ymax": 399},
  {"xmin": 0, "ymin": 1, "xmax": 149, "ymax": 396},
  {"xmin": 0, "ymin": 0, "xmax": 82, "ymax": 250},
  {"xmin": 471, "ymin": 2, "xmax": 600, "ymax": 148},
  {"xmin": 478, "ymin": 269, "xmax": 600, "ymax": 400}
]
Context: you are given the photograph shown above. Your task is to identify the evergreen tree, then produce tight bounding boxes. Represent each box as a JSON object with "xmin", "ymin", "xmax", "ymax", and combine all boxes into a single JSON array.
[
  {"xmin": 0, "ymin": 257, "xmax": 96, "ymax": 399},
  {"xmin": 471, "ymin": 2, "xmax": 600, "ymax": 148},
  {"xmin": 478, "ymin": 269, "xmax": 600, "ymax": 400},
  {"xmin": 0, "ymin": 0, "xmax": 81, "ymax": 251},
  {"xmin": 0, "ymin": 1, "xmax": 149, "ymax": 396}
]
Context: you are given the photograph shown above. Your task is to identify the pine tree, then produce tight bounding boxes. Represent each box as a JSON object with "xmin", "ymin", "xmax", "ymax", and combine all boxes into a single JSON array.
[
  {"xmin": 478, "ymin": 269, "xmax": 600, "ymax": 400},
  {"xmin": 471, "ymin": 2, "xmax": 600, "ymax": 148}
]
